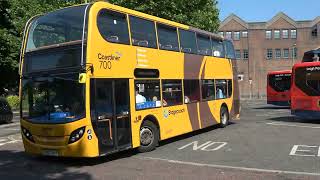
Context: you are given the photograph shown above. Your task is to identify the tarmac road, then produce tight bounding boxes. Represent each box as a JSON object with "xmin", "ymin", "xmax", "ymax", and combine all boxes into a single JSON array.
[{"xmin": 0, "ymin": 100, "xmax": 319, "ymax": 180}]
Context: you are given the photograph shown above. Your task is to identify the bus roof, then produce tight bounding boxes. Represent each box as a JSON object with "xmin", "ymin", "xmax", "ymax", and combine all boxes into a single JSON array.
[
  {"xmin": 92, "ymin": 1, "xmax": 224, "ymax": 41},
  {"xmin": 267, "ymin": 70, "xmax": 292, "ymax": 75},
  {"xmin": 293, "ymin": 61, "xmax": 320, "ymax": 68}
]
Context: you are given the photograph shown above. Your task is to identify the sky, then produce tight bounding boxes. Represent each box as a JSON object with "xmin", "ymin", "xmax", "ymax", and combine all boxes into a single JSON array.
[{"xmin": 218, "ymin": 0, "xmax": 320, "ymax": 22}]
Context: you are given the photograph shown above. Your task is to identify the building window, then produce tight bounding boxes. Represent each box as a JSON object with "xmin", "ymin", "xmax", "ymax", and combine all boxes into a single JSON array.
[
  {"xmin": 274, "ymin": 30, "xmax": 280, "ymax": 39},
  {"xmin": 265, "ymin": 30, "xmax": 272, "ymax": 39},
  {"xmin": 312, "ymin": 26, "xmax": 318, "ymax": 37},
  {"xmin": 275, "ymin": 49, "xmax": 281, "ymax": 59},
  {"xmin": 266, "ymin": 49, "xmax": 273, "ymax": 59},
  {"xmin": 242, "ymin": 31, "xmax": 248, "ymax": 38},
  {"xmin": 293, "ymin": 47, "xmax": 297, "ymax": 59},
  {"xmin": 225, "ymin": 32, "xmax": 232, "ymax": 39},
  {"xmin": 282, "ymin": 30, "xmax": 288, "ymax": 39},
  {"xmin": 243, "ymin": 49, "xmax": 249, "ymax": 60},
  {"xmin": 291, "ymin": 29, "xmax": 297, "ymax": 39},
  {"xmin": 235, "ymin": 50, "xmax": 241, "ymax": 59},
  {"xmin": 218, "ymin": 32, "xmax": 224, "ymax": 37},
  {"xmin": 283, "ymin": 49, "xmax": 289, "ymax": 59},
  {"xmin": 233, "ymin": 31, "xmax": 240, "ymax": 40}
]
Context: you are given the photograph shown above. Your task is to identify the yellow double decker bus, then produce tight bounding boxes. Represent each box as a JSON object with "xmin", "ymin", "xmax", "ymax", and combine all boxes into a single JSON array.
[{"xmin": 19, "ymin": 2, "xmax": 240, "ymax": 157}]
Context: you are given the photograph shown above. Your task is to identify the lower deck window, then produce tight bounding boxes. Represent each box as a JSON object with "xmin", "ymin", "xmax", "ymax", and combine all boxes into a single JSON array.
[{"xmin": 135, "ymin": 80, "xmax": 161, "ymax": 110}]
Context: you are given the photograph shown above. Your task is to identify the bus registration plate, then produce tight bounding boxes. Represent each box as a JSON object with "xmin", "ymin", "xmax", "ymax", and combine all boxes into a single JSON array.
[{"xmin": 42, "ymin": 149, "xmax": 59, "ymax": 156}]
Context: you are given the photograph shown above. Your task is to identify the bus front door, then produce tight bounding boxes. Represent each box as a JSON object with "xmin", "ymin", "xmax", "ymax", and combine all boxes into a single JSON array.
[{"xmin": 91, "ymin": 79, "xmax": 132, "ymax": 155}]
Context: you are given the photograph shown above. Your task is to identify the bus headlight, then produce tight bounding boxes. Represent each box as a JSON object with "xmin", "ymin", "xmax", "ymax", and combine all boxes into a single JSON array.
[
  {"xmin": 68, "ymin": 127, "xmax": 86, "ymax": 144},
  {"xmin": 21, "ymin": 126, "xmax": 35, "ymax": 142}
]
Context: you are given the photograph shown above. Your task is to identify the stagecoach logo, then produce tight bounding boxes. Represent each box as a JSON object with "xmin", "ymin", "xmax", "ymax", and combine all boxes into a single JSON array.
[
  {"xmin": 306, "ymin": 66, "xmax": 320, "ymax": 72},
  {"xmin": 163, "ymin": 108, "xmax": 185, "ymax": 118}
]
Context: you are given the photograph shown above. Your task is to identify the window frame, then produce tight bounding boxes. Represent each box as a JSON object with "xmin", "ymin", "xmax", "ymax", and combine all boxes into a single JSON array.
[
  {"xmin": 135, "ymin": 80, "xmax": 161, "ymax": 111},
  {"xmin": 283, "ymin": 48, "xmax": 289, "ymax": 59},
  {"xmin": 275, "ymin": 48, "xmax": 281, "ymax": 59},
  {"xmin": 201, "ymin": 79, "xmax": 215, "ymax": 101},
  {"xmin": 233, "ymin": 31, "xmax": 240, "ymax": 40},
  {"xmin": 266, "ymin": 49, "xmax": 273, "ymax": 60},
  {"xmin": 242, "ymin": 31, "xmax": 248, "ymax": 38},
  {"xmin": 243, "ymin": 49, "xmax": 249, "ymax": 60},
  {"xmin": 196, "ymin": 33, "xmax": 212, "ymax": 56},
  {"xmin": 290, "ymin": 29, "xmax": 297, "ymax": 39},
  {"xmin": 129, "ymin": 15, "xmax": 158, "ymax": 49},
  {"xmin": 235, "ymin": 49, "xmax": 241, "ymax": 60},
  {"xmin": 274, "ymin": 30, "xmax": 281, "ymax": 39},
  {"xmin": 265, "ymin": 30, "xmax": 272, "ymax": 39},
  {"xmin": 282, "ymin": 29, "xmax": 289, "ymax": 39},
  {"xmin": 183, "ymin": 79, "xmax": 201, "ymax": 104},
  {"xmin": 178, "ymin": 29, "xmax": 198, "ymax": 54},
  {"xmin": 215, "ymin": 79, "xmax": 228, "ymax": 100},
  {"xmin": 97, "ymin": 9, "xmax": 130, "ymax": 45},
  {"xmin": 162, "ymin": 79, "xmax": 183, "ymax": 107},
  {"xmin": 156, "ymin": 23, "xmax": 180, "ymax": 52},
  {"xmin": 225, "ymin": 31, "xmax": 232, "ymax": 39}
]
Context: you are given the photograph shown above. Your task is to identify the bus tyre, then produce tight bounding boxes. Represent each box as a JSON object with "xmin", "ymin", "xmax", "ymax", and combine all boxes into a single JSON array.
[
  {"xmin": 219, "ymin": 106, "xmax": 229, "ymax": 128},
  {"xmin": 138, "ymin": 121, "xmax": 159, "ymax": 153}
]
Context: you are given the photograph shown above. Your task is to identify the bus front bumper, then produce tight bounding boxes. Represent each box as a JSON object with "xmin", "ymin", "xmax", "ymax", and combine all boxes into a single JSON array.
[{"xmin": 291, "ymin": 110, "xmax": 320, "ymax": 120}]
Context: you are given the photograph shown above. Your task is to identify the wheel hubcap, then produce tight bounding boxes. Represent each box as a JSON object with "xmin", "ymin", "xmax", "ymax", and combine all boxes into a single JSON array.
[
  {"xmin": 140, "ymin": 127, "xmax": 154, "ymax": 146},
  {"xmin": 221, "ymin": 112, "xmax": 227, "ymax": 124}
]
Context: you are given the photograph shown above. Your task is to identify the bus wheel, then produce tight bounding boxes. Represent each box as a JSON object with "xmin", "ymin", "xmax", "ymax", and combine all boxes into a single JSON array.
[
  {"xmin": 138, "ymin": 121, "xmax": 159, "ymax": 153},
  {"xmin": 219, "ymin": 106, "xmax": 229, "ymax": 128}
]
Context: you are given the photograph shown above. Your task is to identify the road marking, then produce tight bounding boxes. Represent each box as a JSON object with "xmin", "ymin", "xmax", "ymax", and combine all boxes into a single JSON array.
[
  {"xmin": 178, "ymin": 141, "xmax": 227, "ymax": 151},
  {"xmin": 289, "ymin": 145, "xmax": 320, "ymax": 157},
  {"xmin": 140, "ymin": 156, "xmax": 320, "ymax": 176},
  {"xmin": 0, "ymin": 134, "xmax": 22, "ymax": 147},
  {"xmin": 267, "ymin": 122, "xmax": 320, "ymax": 129},
  {"xmin": 0, "ymin": 122, "xmax": 20, "ymax": 128}
]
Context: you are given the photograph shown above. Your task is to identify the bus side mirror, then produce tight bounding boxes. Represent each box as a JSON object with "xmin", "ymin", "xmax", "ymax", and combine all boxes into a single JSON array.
[{"xmin": 79, "ymin": 73, "xmax": 87, "ymax": 84}]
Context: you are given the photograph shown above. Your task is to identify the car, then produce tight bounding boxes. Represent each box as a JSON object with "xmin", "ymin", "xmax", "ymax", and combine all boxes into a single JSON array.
[{"xmin": 0, "ymin": 98, "xmax": 13, "ymax": 123}]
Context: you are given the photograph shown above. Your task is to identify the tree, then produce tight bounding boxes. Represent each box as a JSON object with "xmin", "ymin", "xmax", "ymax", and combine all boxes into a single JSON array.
[
  {"xmin": 0, "ymin": 0, "xmax": 219, "ymax": 95},
  {"xmin": 109, "ymin": 0, "xmax": 220, "ymax": 32}
]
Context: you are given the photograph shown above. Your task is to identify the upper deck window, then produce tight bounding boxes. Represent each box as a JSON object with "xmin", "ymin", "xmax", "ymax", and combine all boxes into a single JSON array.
[
  {"xmin": 26, "ymin": 5, "xmax": 87, "ymax": 52},
  {"xmin": 211, "ymin": 39, "xmax": 225, "ymax": 58},
  {"xmin": 157, "ymin": 23, "xmax": 179, "ymax": 52},
  {"xmin": 97, "ymin": 9, "xmax": 130, "ymax": 45},
  {"xmin": 179, "ymin": 29, "xmax": 197, "ymax": 54},
  {"xmin": 129, "ymin": 16, "xmax": 157, "ymax": 48},
  {"xmin": 197, "ymin": 34, "xmax": 212, "ymax": 56}
]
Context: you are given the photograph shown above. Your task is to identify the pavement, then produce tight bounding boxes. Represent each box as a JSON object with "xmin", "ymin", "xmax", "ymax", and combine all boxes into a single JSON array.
[{"xmin": 0, "ymin": 100, "xmax": 320, "ymax": 179}]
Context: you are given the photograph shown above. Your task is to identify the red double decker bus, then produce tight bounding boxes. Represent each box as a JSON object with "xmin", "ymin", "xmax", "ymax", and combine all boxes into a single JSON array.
[
  {"xmin": 267, "ymin": 70, "xmax": 292, "ymax": 106},
  {"xmin": 291, "ymin": 62, "xmax": 320, "ymax": 119},
  {"xmin": 291, "ymin": 48, "xmax": 320, "ymax": 119}
]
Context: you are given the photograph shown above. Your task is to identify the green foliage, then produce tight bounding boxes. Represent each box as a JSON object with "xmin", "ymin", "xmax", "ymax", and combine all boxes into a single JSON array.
[
  {"xmin": 6, "ymin": 95, "xmax": 19, "ymax": 110},
  {"xmin": 0, "ymin": 0, "xmax": 220, "ymax": 95},
  {"xmin": 109, "ymin": 0, "xmax": 219, "ymax": 32}
]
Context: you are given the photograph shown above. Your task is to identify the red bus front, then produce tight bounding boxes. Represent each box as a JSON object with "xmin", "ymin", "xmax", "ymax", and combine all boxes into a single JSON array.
[
  {"xmin": 267, "ymin": 70, "xmax": 291, "ymax": 106},
  {"xmin": 291, "ymin": 62, "xmax": 320, "ymax": 119}
]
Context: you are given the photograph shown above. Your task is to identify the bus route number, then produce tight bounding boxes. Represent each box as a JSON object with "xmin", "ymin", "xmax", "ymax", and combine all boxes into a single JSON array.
[{"xmin": 100, "ymin": 60, "xmax": 112, "ymax": 69}]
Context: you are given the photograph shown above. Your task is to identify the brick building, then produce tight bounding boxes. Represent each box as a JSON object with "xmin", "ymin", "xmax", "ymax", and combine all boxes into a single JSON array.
[{"xmin": 219, "ymin": 12, "xmax": 320, "ymax": 98}]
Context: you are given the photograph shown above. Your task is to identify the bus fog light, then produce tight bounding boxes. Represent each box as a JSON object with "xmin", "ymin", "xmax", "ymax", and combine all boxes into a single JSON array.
[
  {"xmin": 21, "ymin": 126, "xmax": 35, "ymax": 142},
  {"xmin": 68, "ymin": 127, "xmax": 86, "ymax": 144}
]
